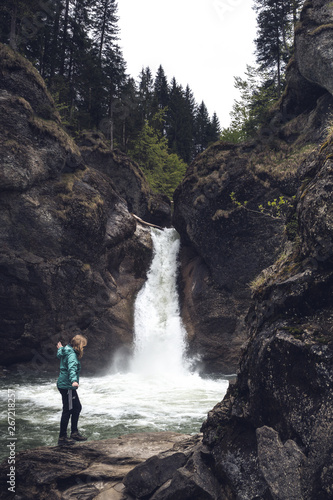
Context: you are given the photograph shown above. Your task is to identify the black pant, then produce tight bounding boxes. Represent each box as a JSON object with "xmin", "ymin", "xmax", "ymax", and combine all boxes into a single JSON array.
[{"xmin": 58, "ymin": 388, "xmax": 82, "ymax": 438}]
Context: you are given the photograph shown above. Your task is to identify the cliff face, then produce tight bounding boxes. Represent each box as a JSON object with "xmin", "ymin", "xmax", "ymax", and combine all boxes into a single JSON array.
[
  {"xmin": 0, "ymin": 2, "xmax": 333, "ymax": 499},
  {"xmin": 0, "ymin": 45, "xmax": 166, "ymax": 373},
  {"xmin": 173, "ymin": 0, "xmax": 333, "ymax": 375},
  {"xmin": 173, "ymin": 108, "xmax": 333, "ymax": 374},
  {"xmin": 200, "ymin": 130, "xmax": 333, "ymax": 500},
  {"xmin": 174, "ymin": 143, "xmax": 287, "ymax": 374}
]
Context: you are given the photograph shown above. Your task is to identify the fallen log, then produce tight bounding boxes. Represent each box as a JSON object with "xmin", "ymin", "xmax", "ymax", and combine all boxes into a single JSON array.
[{"xmin": 131, "ymin": 213, "xmax": 164, "ymax": 230}]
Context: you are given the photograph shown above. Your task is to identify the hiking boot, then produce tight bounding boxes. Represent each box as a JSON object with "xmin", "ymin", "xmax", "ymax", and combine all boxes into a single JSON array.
[
  {"xmin": 70, "ymin": 431, "xmax": 87, "ymax": 441},
  {"xmin": 58, "ymin": 436, "xmax": 75, "ymax": 446}
]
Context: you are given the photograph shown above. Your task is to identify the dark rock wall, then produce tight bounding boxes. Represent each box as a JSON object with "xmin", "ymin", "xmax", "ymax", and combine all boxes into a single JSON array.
[
  {"xmin": 296, "ymin": 0, "xmax": 333, "ymax": 96},
  {"xmin": 174, "ymin": 144, "xmax": 287, "ymax": 374},
  {"xmin": 201, "ymin": 135, "xmax": 333, "ymax": 499},
  {"xmin": 173, "ymin": 138, "xmax": 310, "ymax": 374},
  {"xmin": 0, "ymin": 45, "xmax": 157, "ymax": 373},
  {"xmin": 172, "ymin": 0, "xmax": 333, "ymax": 375}
]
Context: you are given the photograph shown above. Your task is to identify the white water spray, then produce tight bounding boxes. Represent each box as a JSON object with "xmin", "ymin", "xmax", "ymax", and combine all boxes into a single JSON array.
[{"xmin": 131, "ymin": 228, "xmax": 188, "ymax": 377}]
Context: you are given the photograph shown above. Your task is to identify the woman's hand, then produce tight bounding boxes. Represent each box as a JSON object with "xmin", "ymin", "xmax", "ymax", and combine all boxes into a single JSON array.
[
  {"xmin": 72, "ymin": 382, "xmax": 79, "ymax": 388},
  {"xmin": 57, "ymin": 341, "xmax": 63, "ymax": 349}
]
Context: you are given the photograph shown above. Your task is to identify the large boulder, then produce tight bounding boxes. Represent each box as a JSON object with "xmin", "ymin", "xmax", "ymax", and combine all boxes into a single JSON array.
[
  {"xmin": 0, "ymin": 45, "xmax": 155, "ymax": 373},
  {"xmin": 296, "ymin": 0, "xmax": 333, "ymax": 96}
]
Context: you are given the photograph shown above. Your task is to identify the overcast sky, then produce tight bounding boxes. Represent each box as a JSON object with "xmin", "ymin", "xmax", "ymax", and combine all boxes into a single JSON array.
[{"xmin": 117, "ymin": 0, "xmax": 258, "ymax": 128}]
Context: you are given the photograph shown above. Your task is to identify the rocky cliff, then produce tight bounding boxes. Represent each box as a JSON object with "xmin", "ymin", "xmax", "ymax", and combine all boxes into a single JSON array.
[
  {"xmin": 0, "ymin": 44, "xmax": 170, "ymax": 374},
  {"xmin": 173, "ymin": 0, "xmax": 333, "ymax": 375}
]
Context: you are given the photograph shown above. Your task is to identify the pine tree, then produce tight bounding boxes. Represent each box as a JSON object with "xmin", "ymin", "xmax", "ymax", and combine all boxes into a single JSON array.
[
  {"xmin": 137, "ymin": 67, "xmax": 154, "ymax": 124},
  {"xmin": 167, "ymin": 78, "xmax": 186, "ymax": 158},
  {"xmin": 129, "ymin": 114, "xmax": 187, "ymax": 198},
  {"xmin": 207, "ymin": 112, "xmax": 221, "ymax": 145},
  {"xmin": 0, "ymin": 0, "xmax": 46, "ymax": 51},
  {"xmin": 153, "ymin": 65, "xmax": 169, "ymax": 110},
  {"xmin": 92, "ymin": 0, "xmax": 119, "ymax": 63},
  {"xmin": 254, "ymin": 0, "xmax": 302, "ymax": 97},
  {"xmin": 221, "ymin": 65, "xmax": 278, "ymax": 142},
  {"xmin": 151, "ymin": 65, "xmax": 169, "ymax": 137},
  {"xmin": 112, "ymin": 77, "xmax": 140, "ymax": 151},
  {"xmin": 181, "ymin": 85, "xmax": 196, "ymax": 163},
  {"xmin": 194, "ymin": 101, "xmax": 210, "ymax": 153}
]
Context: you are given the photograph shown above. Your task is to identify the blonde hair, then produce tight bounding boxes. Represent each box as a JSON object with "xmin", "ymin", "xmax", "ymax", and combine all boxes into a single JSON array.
[{"xmin": 71, "ymin": 334, "xmax": 87, "ymax": 359}]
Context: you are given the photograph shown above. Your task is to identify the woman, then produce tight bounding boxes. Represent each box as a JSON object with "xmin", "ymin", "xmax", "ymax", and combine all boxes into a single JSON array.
[{"xmin": 56, "ymin": 334, "xmax": 88, "ymax": 446}]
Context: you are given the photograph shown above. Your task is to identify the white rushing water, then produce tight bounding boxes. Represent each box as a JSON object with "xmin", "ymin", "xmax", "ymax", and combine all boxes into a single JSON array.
[
  {"xmin": 0, "ymin": 228, "xmax": 229, "ymax": 458},
  {"xmin": 131, "ymin": 228, "xmax": 189, "ymax": 376}
]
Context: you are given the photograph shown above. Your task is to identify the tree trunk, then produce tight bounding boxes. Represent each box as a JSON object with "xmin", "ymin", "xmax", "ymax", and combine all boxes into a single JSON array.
[
  {"xmin": 98, "ymin": 0, "xmax": 108, "ymax": 62},
  {"xmin": 50, "ymin": 0, "xmax": 63, "ymax": 80},
  {"xmin": 59, "ymin": 0, "xmax": 70, "ymax": 76},
  {"xmin": 9, "ymin": 2, "xmax": 18, "ymax": 50}
]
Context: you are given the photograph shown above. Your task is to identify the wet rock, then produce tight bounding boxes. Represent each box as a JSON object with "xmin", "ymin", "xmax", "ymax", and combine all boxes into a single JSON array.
[
  {"xmin": 199, "ymin": 132, "xmax": 333, "ymax": 498},
  {"xmin": 257, "ymin": 426, "xmax": 305, "ymax": 500},
  {"xmin": 149, "ymin": 445, "xmax": 221, "ymax": 500},
  {"xmin": 124, "ymin": 452, "xmax": 188, "ymax": 498},
  {"xmin": 0, "ymin": 432, "xmax": 195, "ymax": 500}
]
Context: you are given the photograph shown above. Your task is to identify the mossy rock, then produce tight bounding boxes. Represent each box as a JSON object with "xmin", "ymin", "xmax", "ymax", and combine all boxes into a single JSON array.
[{"xmin": 0, "ymin": 43, "xmax": 60, "ymax": 121}]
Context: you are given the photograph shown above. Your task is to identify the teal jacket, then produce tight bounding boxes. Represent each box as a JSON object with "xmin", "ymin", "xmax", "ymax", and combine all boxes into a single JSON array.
[{"xmin": 57, "ymin": 345, "xmax": 81, "ymax": 390}]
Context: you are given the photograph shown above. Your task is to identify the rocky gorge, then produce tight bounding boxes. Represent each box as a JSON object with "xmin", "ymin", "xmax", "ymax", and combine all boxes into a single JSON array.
[{"xmin": 1, "ymin": 0, "xmax": 333, "ymax": 498}]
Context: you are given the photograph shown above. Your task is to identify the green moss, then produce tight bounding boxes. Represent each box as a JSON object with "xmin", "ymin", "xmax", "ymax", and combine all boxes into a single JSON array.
[
  {"xmin": 281, "ymin": 326, "xmax": 304, "ymax": 340},
  {"xmin": 0, "ymin": 44, "xmax": 46, "ymax": 90},
  {"xmin": 29, "ymin": 116, "xmax": 80, "ymax": 157},
  {"xmin": 251, "ymin": 144, "xmax": 316, "ymax": 180},
  {"xmin": 53, "ymin": 169, "xmax": 104, "ymax": 222},
  {"xmin": 285, "ymin": 214, "xmax": 298, "ymax": 241},
  {"xmin": 54, "ymin": 170, "xmax": 86, "ymax": 194},
  {"xmin": 315, "ymin": 337, "xmax": 330, "ymax": 344},
  {"xmin": 282, "ymin": 326, "xmax": 303, "ymax": 335},
  {"xmin": 0, "ymin": 44, "xmax": 60, "ymax": 122},
  {"xmin": 78, "ymin": 196, "xmax": 104, "ymax": 218},
  {"xmin": 310, "ymin": 24, "xmax": 333, "ymax": 36}
]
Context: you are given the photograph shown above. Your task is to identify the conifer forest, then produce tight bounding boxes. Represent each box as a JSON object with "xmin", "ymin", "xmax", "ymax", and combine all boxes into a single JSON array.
[{"xmin": 0, "ymin": 0, "xmax": 303, "ymax": 197}]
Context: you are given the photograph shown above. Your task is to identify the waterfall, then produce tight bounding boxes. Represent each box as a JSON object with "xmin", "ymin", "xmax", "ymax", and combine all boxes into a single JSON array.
[
  {"xmin": 130, "ymin": 227, "xmax": 189, "ymax": 377},
  {"xmin": 0, "ymin": 227, "xmax": 229, "ymax": 456}
]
